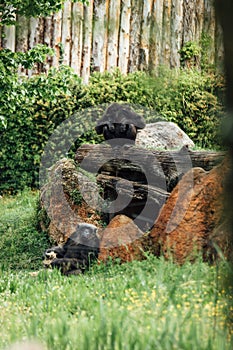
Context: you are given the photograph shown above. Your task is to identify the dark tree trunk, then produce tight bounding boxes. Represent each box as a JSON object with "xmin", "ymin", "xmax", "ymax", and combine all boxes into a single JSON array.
[{"xmin": 215, "ymin": 0, "xmax": 233, "ymax": 330}]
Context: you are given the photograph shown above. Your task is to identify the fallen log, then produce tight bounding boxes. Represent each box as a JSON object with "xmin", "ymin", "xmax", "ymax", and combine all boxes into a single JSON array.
[
  {"xmin": 96, "ymin": 173, "xmax": 169, "ymax": 230},
  {"xmin": 75, "ymin": 144, "xmax": 225, "ymax": 191}
]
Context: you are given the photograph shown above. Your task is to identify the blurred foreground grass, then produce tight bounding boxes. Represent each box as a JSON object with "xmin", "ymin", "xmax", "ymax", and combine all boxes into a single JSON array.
[{"xmin": 0, "ymin": 190, "xmax": 232, "ymax": 349}]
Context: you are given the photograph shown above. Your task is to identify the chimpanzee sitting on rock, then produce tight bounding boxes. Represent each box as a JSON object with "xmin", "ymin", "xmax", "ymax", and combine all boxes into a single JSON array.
[
  {"xmin": 95, "ymin": 103, "xmax": 146, "ymax": 146},
  {"xmin": 43, "ymin": 223, "xmax": 99, "ymax": 276}
]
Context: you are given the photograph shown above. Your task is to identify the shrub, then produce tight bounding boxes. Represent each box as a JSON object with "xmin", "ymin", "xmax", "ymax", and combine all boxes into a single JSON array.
[
  {"xmin": 78, "ymin": 69, "xmax": 155, "ymax": 108},
  {"xmin": 0, "ymin": 66, "xmax": 224, "ymax": 193},
  {"xmin": 147, "ymin": 67, "xmax": 224, "ymax": 148},
  {"xmin": 0, "ymin": 65, "xmax": 83, "ymax": 193}
]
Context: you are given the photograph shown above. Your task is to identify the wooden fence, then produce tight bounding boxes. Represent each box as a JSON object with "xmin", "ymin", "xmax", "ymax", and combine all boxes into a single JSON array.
[{"xmin": 0, "ymin": 0, "xmax": 223, "ymax": 82}]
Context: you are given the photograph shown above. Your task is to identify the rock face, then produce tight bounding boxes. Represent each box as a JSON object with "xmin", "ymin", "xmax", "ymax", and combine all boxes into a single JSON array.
[
  {"xmin": 39, "ymin": 154, "xmax": 230, "ymax": 267},
  {"xmin": 39, "ymin": 158, "xmax": 101, "ymax": 244},
  {"xmin": 136, "ymin": 122, "xmax": 195, "ymax": 150},
  {"xmin": 149, "ymin": 159, "xmax": 229, "ymax": 264},
  {"xmin": 98, "ymin": 215, "xmax": 152, "ymax": 263}
]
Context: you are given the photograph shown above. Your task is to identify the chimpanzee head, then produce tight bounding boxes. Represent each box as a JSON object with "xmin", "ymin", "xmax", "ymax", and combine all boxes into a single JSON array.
[
  {"xmin": 65, "ymin": 223, "xmax": 99, "ymax": 248},
  {"xmin": 95, "ymin": 103, "xmax": 145, "ymax": 146},
  {"xmin": 43, "ymin": 223, "xmax": 100, "ymax": 274}
]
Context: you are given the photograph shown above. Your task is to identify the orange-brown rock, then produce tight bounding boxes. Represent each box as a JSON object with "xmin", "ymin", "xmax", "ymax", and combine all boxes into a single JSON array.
[
  {"xmin": 149, "ymin": 159, "xmax": 229, "ymax": 264},
  {"xmin": 39, "ymin": 158, "xmax": 101, "ymax": 244},
  {"xmin": 98, "ymin": 215, "xmax": 151, "ymax": 263}
]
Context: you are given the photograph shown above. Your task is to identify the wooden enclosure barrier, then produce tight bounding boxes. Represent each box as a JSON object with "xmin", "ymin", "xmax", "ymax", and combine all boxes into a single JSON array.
[{"xmin": 0, "ymin": 0, "xmax": 223, "ymax": 82}]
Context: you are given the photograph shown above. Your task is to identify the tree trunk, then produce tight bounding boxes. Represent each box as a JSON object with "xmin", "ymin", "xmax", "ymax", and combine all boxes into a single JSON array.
[
  {"xmin": 75, "ymin": 144, "xmax": 225, "ymax": 192},
  {"xmin": 70, "ymin": 1, "xmax": 84, "ymax": 75},
  {"xmin": 162, "ymin": 0, "xmax": 171, "ymax": 66},
  {"xmin": 170, "ymin": 0, "xmax": 183, "ymax": 67},
  {"xmin": 44, "ymin": 15, "xmax": 53, "ymax": 72},
  {"xmin": 118, "ymin": 0, "xmax": 131, "ymax": 74},
  {"xmin": 51, "ymin": 11, "xmax": 62, "ymax": 67},
  {"xmin": 2, "ymin": 24, "xmax": 16, "ymax": 50},
  {"xmin": 203, "ymin": 0, "xmax": 216, "ymax": 66},
  {"xmin": 106, "ymin": 0, "xmax": 121, "ymax": 71},
  {"xmin": 128, "ymin": 0, "xmax": 143, "ymax": 73},
  {"xmin": 16, "ymin": 16, "xmax": 29, "ymax": 52},
  {"xmin": 81, "ymin": 2, "xmax": 94, "ymax": 83},
  {"xmin": 183, "ymin": 0, "xmax": 196, "ymax": 43},
  {"xmin": 61, "ymin": 1, "xmax": 72, "ymax": 66},
  {"xmin": 92, "ymin": 0, "xmax": 109, "ymax": 73},
  {"xmin": 140, "ymin": 0, "xmax": 153, "ymax": 70},
  {"xmin": 149, "ymin": 0, "xmax": 163, "ymax": 70}
]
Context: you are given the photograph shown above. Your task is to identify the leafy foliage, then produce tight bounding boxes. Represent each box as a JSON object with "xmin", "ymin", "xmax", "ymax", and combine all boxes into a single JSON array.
[
  {"xmin": 147, "ymin": 67, "xmax": 224, "ymax": 148},
  {"xmin": 0, "ymin": 0, "xmax": 88, "ymax": 25},
  {"xmin": 0, "ymin": 64, "xmax": 83, "ymax": 193},
  {"xmin": 179, "ymin": 41, "xmax": 201, "ymax": 67},
  {"xmin": 0, "ymin": 64, "xmax": 224, "ymax": 193}
]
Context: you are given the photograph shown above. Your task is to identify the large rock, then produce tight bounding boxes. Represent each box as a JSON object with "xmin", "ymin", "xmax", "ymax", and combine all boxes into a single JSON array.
[
  {"xmin": 149, "ymin": 159, "xmax": 229, "ymax": 264},
  {"xmin": 98, "ymin": 215, "xmax": 152, "ymax": 263},
  {"xmin": 39, "ymin": 158, "xmax": 101, "ymax": 244},
  {"xmin": 136, "ymin": 121, "xmax": 194, "ymax": 150}
]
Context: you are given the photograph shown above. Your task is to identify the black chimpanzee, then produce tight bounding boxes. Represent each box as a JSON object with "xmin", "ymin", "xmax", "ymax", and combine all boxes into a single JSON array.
[
  {"xmin": 43, "ymin": 223, "xmax": 99, "ymax": 276},
  {"xmin": 95, "ymin": 103, "xmax": 145, "ymax": 146}
]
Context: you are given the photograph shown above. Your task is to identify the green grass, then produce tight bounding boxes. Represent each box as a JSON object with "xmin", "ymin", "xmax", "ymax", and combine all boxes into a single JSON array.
[
  {"xmin": 0, "ymin": 190, "xmax": 232, "ymax": 350},
  {"xmin": 0, "ymin": 189, "xmax": 50, "ymax": 270}
]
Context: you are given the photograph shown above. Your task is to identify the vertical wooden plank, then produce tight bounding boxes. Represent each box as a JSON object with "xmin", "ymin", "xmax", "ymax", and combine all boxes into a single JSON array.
[
  {"xmin": 128, "ymin": 0, "xmax": 143, "ymax": 72},
  {"xmin": 16, "ymin": 16, "xmax": 29, "ymax": 52},
  {"xmin": 182, "ymin": 0, "xmax": 196, "ymax": 43},
  {"xmin": 170, "ymin": 0, "xmax": 183, "ymax": 68},
  {"xmin": 2, "ymin": 24, "xmax": 16, "ymax": 51},
  {"xmin": 161, "ymin": 0, "xmax": 172, "ymax": 66},
  {"xmin": 44, "ymin": 15, "xmax": 53, "ymax": 72},
  {"xmin": 92, "ymin": 0, "xmax": 109, "ymax": 73},
  {"xmin": 1, "ymin": 0, "xmax": 220, "ymax": 76},
  {"xmin": 61, "ymin": 0, "xmax": 72, "ymax": 66},
  {"xmin": 149, "ymin": 0, "xmax": 164, "ymax": 71},
  {"xmin": 81, "ymin": 1, "xmax": 94, "ymax": 83},
  {"xmin": 44, "ymin": 16, "xmax": 53, "ymax": 48},
  {"xmin": 70, "ymin": 1, "xmax": 84, "ymax": 75},
  {"xmin": 118, "ymin": 0, "xmax": 131, "ymax": 74},
  {"xmin": 52, "ymin": 11, "xmax": 62, "ymax": 67},
  {"xmin": 203, "ymin": 0, "xmax": 216, "ymax": 65},
  {"xmin": 215, "ymin": 23, "xmax": 224, "ymax": 71},
  {"xmin": 103, "ymin": 0, "xmax": 110, "ymax": 70},
  {"xmin": 106, "ymin": 0, "xmax": 121, "ymax": 71},
  {"xmin": 140, "ymin": 0, "xmax": 153, "ymax": 71},
  {"xmin": 28, "ymin": 17, "xmax": 39, "ymax": 76},
  {"xmin": 195, "ymin": 0, "xmax": 204, "ymax": 42},
  {"xmin": 28, "ymin": 17, "xmax": 45, "ymax": 49},
  {"xmin": 28, "ymin": 17, "xmax": 38, "ymax": 49},
  {"xmin": 15, "ymin": 16, "xmax": 29, "ymax": 75},
  {"xmin": 28, "ymin": 17, "xmax": 45, "ymax": 74}
]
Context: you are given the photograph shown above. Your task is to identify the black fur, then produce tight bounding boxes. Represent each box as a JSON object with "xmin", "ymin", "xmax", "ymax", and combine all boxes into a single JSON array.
[
  {"xmin": 96, "ymin": 103, "xmax": 145, "ymax": 145},
  {"xmin": 44, "ymin": 223, "xmax": 99, "ymax": 276}
]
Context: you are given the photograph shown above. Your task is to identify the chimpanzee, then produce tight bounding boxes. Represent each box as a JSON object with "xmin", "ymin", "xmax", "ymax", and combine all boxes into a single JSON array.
[
  {"xmin": 95, "ymin": 103, "xmax": 146, "ymax": 146},
  {"xmin": 43, "ymin": 223, "xmax": 99, "ymax": 275}
]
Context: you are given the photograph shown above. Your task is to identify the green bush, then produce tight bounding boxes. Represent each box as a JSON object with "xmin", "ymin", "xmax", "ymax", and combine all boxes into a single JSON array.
[
  {"xmin": 147, "ymin": 67, "xmax": 224, "ymax": 148},
  {"xmin": 0, "ymin": 65, "xmax": 224, "ymax": 193},
  {"xmin": 0, "ymin": 65, "xmax": 83, "ymax": 193},
  {"xmin": 78, "ymin": 69, "xmax": 155, "ymax": 107}
]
